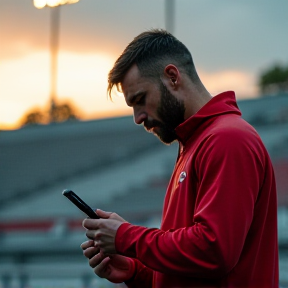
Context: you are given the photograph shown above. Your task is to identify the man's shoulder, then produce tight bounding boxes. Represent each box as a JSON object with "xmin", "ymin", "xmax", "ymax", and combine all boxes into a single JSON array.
[
  {"xmin": 210, "ymin": 114, "xmax": 257, "ymax": 138},
  {"xmin": 193, "ymin": 114, "xmax": 264, "ymax": 154}
]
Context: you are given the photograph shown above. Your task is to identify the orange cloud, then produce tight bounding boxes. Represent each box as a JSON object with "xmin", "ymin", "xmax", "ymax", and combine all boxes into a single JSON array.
[
  {"xmin": 0, "ymin": 51, "xmax": 131, "ymax": 130},
  {"xmin": 198, "ymin": 69, "xmax": 259, "ymax": 99}
]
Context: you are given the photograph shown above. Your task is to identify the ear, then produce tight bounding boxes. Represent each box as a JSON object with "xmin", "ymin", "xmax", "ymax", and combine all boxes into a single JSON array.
[{"xmin": 162, "ymin": 64, "xmax": 180, "ymax": 89}]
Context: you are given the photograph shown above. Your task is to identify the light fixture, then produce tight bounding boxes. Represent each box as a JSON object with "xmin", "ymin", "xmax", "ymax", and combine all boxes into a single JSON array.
[{"xmin": 33, "ymin": 0, "xmax": 79, "ymax": 9}]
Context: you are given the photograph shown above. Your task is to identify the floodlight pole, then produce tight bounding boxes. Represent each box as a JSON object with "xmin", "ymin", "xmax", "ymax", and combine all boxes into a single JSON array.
[
  {"xmin": 165, "ymin": 0, "xmax": 175, "ymax": 34},
  {"xmin": 49, "ymin": 6, "xmax": 61, "ymax": 122},
  {"xmin": 33, "ymin": 1, "xmax": 81, "ymax": 123}
]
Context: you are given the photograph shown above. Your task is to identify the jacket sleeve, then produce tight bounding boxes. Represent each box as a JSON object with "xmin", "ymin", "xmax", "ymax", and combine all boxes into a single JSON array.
[
  {"xmin": 123, "ymin": 258, "xmax": 153, "ymax": 288},
  {"xmin": 115, "ymin": 127, "xmax": 265, "ymax": 278}
]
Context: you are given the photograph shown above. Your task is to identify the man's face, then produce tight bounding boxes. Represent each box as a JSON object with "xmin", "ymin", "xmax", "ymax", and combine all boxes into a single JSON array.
[{"xmin": 121, "ymin": 64, "xmax": 185, "ymax": 144}]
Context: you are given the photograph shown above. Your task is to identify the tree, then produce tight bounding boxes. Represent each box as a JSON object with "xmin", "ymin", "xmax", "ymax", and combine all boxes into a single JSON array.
[
  {"xmin": 50, "ymin": 101, "xmax": 78, "ymax": 123},
  {"xmin": 21, "ymin": 109, "xmax": 46, "ymax": 126},
  {"xmin": 259, "ymin": 64, "xmax": 288, "ymax": 95},
  {"xmin": 21, "ymin": 101, "xmax": 79, "ymax": 128}
]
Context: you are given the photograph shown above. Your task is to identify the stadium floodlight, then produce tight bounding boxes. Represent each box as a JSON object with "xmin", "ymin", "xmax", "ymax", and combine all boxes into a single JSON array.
[
  {"xmin": 33, "ymin": 0, "xmax": 79, "ymax": 9},
  {"xmin": 32, "ymin": 0, "xmax": 80, "ymax": 122}
]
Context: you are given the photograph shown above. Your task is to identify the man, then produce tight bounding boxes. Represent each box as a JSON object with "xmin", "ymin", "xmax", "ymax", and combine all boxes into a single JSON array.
[{"xmin": 81, "ymin": 29, "xmax": 279, "ymax": 287}]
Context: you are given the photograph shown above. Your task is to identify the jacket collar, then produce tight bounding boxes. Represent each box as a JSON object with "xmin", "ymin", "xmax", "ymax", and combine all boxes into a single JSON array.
[{"xmin": 175, "ymin": 91, "xmax": 241, "ymax": 144}]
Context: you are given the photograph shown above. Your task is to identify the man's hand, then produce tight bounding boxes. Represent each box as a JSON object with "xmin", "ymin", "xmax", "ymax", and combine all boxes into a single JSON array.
[
  {"xmin": 82, "ymin": 209, "xmax": 125, "ymax": 255},
  {"xmin": 81, "ymin": 240, "xmax": 135, "ymax": 283},
  {"xmin": 81, "ymin": 210, "xmax": 134, "ymax": 283}
]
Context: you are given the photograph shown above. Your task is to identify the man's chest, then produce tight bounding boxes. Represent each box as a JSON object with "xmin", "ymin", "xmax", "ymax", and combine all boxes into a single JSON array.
[{"xmin": 161, "ymin": 147, "xmax": 198, "ymax": 230}]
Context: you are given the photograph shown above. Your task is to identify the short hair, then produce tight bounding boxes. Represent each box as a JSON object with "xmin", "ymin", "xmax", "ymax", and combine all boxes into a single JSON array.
[{"xmin": 107, "ymin": 29, "xmax": 199, "ymax": 99}]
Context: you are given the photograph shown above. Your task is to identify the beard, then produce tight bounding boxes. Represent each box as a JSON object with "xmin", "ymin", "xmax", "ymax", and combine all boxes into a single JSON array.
[{"xmin": 144, "ymin": 81, "xmax": 185, "ymax": 144}]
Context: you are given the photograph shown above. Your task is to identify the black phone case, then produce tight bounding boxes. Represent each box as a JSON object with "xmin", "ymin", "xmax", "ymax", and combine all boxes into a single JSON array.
[{"xmin": 62, "ymin": 189, "xmax": 99, "ymax": 219}]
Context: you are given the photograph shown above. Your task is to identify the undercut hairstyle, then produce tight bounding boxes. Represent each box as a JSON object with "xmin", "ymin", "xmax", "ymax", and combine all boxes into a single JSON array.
[{"xmin": 107, "ymin": 29, "xmax": 199, "ymax": 99}]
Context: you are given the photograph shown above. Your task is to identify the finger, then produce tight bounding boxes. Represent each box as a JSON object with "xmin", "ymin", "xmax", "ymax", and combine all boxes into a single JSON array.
[
  {"xmin": 94, "ymin": 257, "xmax": 111, "ymax": 278},
  {"xmin": 86, "ymin": 229, "xmax": 98, "ymax": 240},
  {"xmin": 80, "ymin": 240, "xmax": 94, "ymax": 250},
  {"xmin": 96, "ymin": 209, "xmax": 113, "ymax": 219},
  {"xmin": 83, "ymin": 246, "xmax": 100, "ymax": 259},
  {"xmin": 97, "ymin": 210, "xmax": 126, "ymax": 222},
  {"xmin": 89, "ymin": 250, "xmax": 107, "ymax": 268},
  {"xmin": 82, "ymin": 218, "xmax": 101, "ymax": 230}
]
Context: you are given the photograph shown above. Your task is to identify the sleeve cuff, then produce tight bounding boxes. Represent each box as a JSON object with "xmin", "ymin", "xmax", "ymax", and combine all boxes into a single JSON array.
[{"xmin": 115, "ymin": 222, "xmax": 133, "ymax": 255}]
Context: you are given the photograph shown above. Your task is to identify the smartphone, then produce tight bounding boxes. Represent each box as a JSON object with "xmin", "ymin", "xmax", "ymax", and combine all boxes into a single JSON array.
[{"xmin": 62, "ymin": 189, "xmax": 99, "ymax": 219}]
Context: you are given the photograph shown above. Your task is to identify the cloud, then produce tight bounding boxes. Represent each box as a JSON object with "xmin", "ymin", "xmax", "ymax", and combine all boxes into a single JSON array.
[
  {"xmin": 198, "ymin": 69, "xmax": 258, "ymax": 98},
  {"xmin": 0, "ymin": 51, "xmax": 131, "ymax": 129},
  {"xmin": 0, "ymin": 0, "xmax": 165, "ymax": 60}
]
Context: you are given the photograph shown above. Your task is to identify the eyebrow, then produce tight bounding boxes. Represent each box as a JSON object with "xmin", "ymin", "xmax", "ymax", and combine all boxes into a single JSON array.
[{"xmin": 127, "ymin": 91, "xmax": 146, "ymax": 107}]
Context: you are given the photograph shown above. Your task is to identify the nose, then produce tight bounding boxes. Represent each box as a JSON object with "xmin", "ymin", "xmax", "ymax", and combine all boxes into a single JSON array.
[{"xmin": 133, "ymin": 108, "xmax": 147, "ymax": 125}]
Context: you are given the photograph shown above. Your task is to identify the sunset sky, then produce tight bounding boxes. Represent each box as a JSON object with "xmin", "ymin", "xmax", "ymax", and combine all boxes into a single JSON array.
[{"xmin": 0, "ymin": 0, "xmax": 287, "ymax": 129}]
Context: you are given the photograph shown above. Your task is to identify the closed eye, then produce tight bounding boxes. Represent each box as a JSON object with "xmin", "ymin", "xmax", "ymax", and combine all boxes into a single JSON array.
[
  {"xmin": 135, "ymin": 94, "xmax": 146, "ymax": 105},
  {"xmin": 128, "ymin": 92, "xmax": 146, "ymax": 107}
]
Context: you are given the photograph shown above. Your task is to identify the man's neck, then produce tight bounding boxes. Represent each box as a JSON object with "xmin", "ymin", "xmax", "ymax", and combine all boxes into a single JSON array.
[{"xmin": 183, "ymin": 85, "xmax": 212, "ymax": 120}]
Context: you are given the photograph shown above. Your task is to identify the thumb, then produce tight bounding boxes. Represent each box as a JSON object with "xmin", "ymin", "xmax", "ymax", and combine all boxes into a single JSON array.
[
  {"xmin": 96, "ymin": 209, "xmax": 112, "ymax": 219},
  {"xmin": 96, "ymin": 209, "xmax": 126, "ymax": 222}
]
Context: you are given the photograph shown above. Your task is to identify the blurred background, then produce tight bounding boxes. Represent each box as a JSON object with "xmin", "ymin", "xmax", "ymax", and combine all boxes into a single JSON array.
[{"xmin": 0, "ymin": 0, "xmax": 287, "ymax": 287}]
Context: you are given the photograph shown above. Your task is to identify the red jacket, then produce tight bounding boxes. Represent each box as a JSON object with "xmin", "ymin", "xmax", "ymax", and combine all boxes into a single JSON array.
[{"xmin": 115, "ymin": 91, "xmax": 279, "ymax": 288}]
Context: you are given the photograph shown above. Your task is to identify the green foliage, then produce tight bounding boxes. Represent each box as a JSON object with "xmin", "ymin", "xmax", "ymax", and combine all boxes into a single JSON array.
[
  {"xmin": 259, "ymin": 64, "xmax": 288, "ymax": 94},
  {"xmin": 22, "ymin": 110, "xmax": 45, "ymax": 126},
  {"xmin": 21, "ymin": 101, "xmax": 79, "ymax": 128},
  {"xmin": 50, "ymin": 102, "xmax": 77, "ymax": 123}
]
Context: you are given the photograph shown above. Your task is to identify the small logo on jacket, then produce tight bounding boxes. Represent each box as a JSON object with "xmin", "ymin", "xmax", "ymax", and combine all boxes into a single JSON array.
[{"xmin": 179, "ymin": 171, "xmax": 187, "ymax": 183}]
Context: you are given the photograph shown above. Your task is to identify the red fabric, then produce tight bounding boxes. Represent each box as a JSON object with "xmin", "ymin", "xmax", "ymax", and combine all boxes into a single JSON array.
[{"xmin": 115, "ymin": 91, "xmax": 279, "ymax": 288}]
